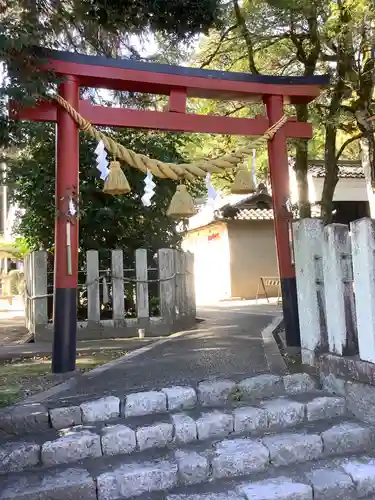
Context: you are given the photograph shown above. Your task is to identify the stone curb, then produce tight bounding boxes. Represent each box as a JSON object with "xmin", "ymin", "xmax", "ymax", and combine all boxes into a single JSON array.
[
  {"xmin": 0, "ymin": 372, "xmax": 318, "ymax": 437},
  {"xmin": 96, "ymin": 426, "xmax": 368, "ymax": 500},
  {"xmin": 0, "ymin": 390, "xmax": 348, "ymax": 473},
  {"xmin": 167, "ymin": 457, "xmax": 375, "ymax": 500},
  {"xmin": 261, "ymin": 314, "xmax": 288, "ymax": 375},
  {"xmin": 2, "ymin": 432, "xmax": 375, "ymax": 500},
  {"xmin": 321, "ymin": 370, "xmax": 375, "ymax": 426}
]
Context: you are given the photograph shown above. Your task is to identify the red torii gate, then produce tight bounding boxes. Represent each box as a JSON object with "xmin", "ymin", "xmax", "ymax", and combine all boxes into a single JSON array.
[{"xmin": 13, "ymin": 49, "xmax": 328, "ymax": 373}]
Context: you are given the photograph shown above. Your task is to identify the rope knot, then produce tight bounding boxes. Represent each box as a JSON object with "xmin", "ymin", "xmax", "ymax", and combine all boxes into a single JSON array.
[{"xmin": 80, "ymin": 120, "xmax": 92, "ymax": 132}]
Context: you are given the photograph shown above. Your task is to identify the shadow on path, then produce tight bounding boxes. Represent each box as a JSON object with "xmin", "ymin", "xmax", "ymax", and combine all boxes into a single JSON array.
[{"xmin": 46, "ymin": 304, "xmax": 278, "ymax": 405}]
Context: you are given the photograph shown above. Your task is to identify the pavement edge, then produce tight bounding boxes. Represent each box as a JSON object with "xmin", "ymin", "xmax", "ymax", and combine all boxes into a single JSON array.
[
  {"xmin": 261, "ymin": 314, "xmax": 288, "ymax": 375},
  {"xmin": 20, "ymin": 328, "xmax": 193, "ymax": 405}
]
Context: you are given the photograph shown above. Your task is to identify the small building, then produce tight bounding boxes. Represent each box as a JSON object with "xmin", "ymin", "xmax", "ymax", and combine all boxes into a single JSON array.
[
  {"xmin": 184, "ymin": 160, "xmax": 369, "ymax": 305},
  {"xmin": 290, "ymin": 160, "xmax": 369, "ymax": 224},
  {"xmin": 182, "ymin": 191, "xmax": 278, "ymax": 305}
]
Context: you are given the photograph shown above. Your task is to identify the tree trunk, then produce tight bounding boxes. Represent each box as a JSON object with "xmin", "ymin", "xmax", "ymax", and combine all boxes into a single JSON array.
[
  {"xmin": 232, "ymin": 0, "xmax": 259, "ymax": 74},
  {"xmin": 320, "ymin": 124, "xmax": 338, "ymax": 224},
  {"xmin": 294, "ymin": 103, "xmax": 311, "ymax": 218},
  {"xmin": 356, "ymin": 109, "xmax": 375, "ymax": 217}
]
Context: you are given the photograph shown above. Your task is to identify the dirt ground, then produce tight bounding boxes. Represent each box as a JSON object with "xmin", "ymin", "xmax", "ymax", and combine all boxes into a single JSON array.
[{"xmin": 0, "ymin": 349, "xmax": 128, "ymax": 407}]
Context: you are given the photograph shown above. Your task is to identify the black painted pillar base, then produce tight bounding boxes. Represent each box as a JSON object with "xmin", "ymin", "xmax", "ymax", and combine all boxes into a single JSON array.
[
  {"xmin": 280, "ymin": 277, "xmax": 301, "ymax": 348},
  {"xmin": 52, "ymin": 287, "xmax": 77, "ymax": 373}
]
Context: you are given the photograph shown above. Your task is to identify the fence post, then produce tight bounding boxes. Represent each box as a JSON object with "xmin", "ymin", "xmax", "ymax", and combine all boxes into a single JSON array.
[
  {"xmin": 351, "ymin": 218, "xmax": 375, "ymax": 363},
  {"xmin": 293, "ymin": 219, "xmax": 325, "ymax": 365},
  {"xmin": 181, "ymin": 251, "xmax": 188, "ymax": 317},
  {"xmin": 322, "ymin": 224, "xmax": 356, "ymax": 356},
  {"xmin": 135, "ymin": 249, "xmax": 149, "ymax": 322},
  {"xmin": 179, "ymin": 251, "xmax": 189, "ymax": 318},
  {"xmin": 158, "ymin": 248, "xmax": 175, "ymax": 324},
  {"xmin": 186, "ymin": 251, "xmax": 196, "ymax": 319},
  {"xmin": 24, "ymin": 253, "xmax": 32, "ymax": 332},
  {"xmin": 174, "ymin": 250, "xmax": 183, "ymax": 319},
  {"xmin": 111, "ymin": 249, "xmax": 125, "ymax": 327},
  {"xmin": 25, "ymin": 251, "xmax": 48, "ymax": 336},
  {"xmin": 86, "ymin": 250, "xmax": 100, "ymax": 323}
]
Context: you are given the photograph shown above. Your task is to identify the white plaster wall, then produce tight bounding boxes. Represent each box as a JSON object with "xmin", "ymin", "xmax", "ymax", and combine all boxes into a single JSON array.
[
  {"xmin": 308, "ymin": 176, "xmax": 367, "ymax": 203},
  {"xmin": 289, "ymin": 167, "xmax": 299, "ymax": 205},
  {"xmin": 228, "ymin": 221, "xmax": 278, "ymax": 299},
  {"xmin": 182, "ymin": 222, "xmax": 232, "ymax": 305},
  {"xmin": 289, "ymin": 168, "xmax": 367, "ymax": 204}
]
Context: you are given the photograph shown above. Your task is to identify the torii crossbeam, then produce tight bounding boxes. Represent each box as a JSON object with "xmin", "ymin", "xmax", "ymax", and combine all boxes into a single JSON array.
[{"xmin": 12, "ymin": 49, "xmax": 328, "ymax": 373}]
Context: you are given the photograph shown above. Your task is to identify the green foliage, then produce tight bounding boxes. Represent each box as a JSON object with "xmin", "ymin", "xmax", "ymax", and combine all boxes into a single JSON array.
[
  {"xmin": 74, "ymin": 0, "xmax": 221, "ymax": 40},
  {"xmin": 0, "ymin": 239, "xmax": 27, "ymax": 260},
  {"xmin": 0, "ymin": 0, "xmax": 221, "ymax": 147},
  {"xmin": 187, "ymin": 0, "xmax": 374, "ymax": 217},
  {"xmin": 13, "ymin": 237, "xmax": 30, "ymax": 258},
  {"xmin": 0, "ymin": 0, "xmax": 214, "ymax": 261},
  {"xmin": 5, "ymin": 121, "xmax": 201, "ymax": 265}
]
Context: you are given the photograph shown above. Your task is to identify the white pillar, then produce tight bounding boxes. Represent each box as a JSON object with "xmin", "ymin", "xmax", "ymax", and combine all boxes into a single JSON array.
[
  {"xmin": 351, "ymin": 217, "xmax": 375, "ymax": 362},
  {"xmin": 135, "ymin": 249, "xmax": 149, "ymax": 320},
  {"xmin": 293, "ymin": 218, "xmax": 325, "ymax": 365},
  {"xmin": 111, "ymin": 249, "xmax": 125, "ymax": 327},
  {"xmin": 24, "ymin": 251, "xmax": 48, "ymax": 336},
  {"xmin": 322, "ymin": 224, "xmax": 356, "ymax": 355},
  {"xmin": 158, "ymin": 248, "xmax": 175, "ymax": 324}
]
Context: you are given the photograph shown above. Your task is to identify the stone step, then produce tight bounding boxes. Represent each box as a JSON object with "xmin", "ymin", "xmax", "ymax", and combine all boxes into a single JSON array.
[
  {"xmin": 3, "ymin": 450, "xmax": 375, "ymax": 500},
  {"xmin": 1, "ymin": 417, "xmax": 374, "ymax": 499},
  {"xmin": 0, "ymin": 373, "xmax": 317, "ymax": 437},
  {"xmin": 165, "ymin": 454, "xmax": 375, "ymax": 500},
  {"xmin": 0, "ymin": 391, "xmax": 348, "ymax": 474}
]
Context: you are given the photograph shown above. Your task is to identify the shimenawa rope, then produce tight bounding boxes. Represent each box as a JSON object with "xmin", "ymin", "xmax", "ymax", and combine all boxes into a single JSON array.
[{"xmin": 53, "ymin": 94, "xmax": 288, "ymax": 182}]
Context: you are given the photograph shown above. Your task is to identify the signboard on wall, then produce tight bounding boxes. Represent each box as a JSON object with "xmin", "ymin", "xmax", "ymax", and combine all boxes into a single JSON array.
[{"xmin": 208, "ymin": 232, "xmax": 220, "ymax": 242}]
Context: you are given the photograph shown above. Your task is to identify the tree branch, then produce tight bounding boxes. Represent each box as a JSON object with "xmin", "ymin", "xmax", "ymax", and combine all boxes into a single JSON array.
[
  {"xmin": 223, "ymin": 105, "xmax": 247, "ymax": 116},
  {"xmin": 341, "ymin": 104, "xmax": 356, "ymax": 114},
  {"xmin": 289, "ymin": 18, "xmax": 307, "ymax": 65},
  {"xmin": 335, "ymin": 133, "xmax": 362, "ymax": 161},
  {"xmin": 254, "ymin": 36, "xmax": 287, "ymax": 53},
  {"xmin": 227, "ymin": 55, "xmax": 248, "ymax": 70},
  {"xmin": 199, "ymin": 25, "xmax": 238, "ymax": 68},
  {"xmin": 278, "ymin": 56, "xmax": 298, "ymax": 75}
]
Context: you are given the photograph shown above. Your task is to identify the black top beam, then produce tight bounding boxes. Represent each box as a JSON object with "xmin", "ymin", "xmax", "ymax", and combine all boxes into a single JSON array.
[{"xmin": 36, "ymin": 48, "xmax": 329, "ymax": 87}]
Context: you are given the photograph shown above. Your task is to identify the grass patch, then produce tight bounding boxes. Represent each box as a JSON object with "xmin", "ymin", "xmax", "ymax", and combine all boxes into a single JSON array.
[{"xmin": 0, "ymin": 349, "xmax": 127, "ymax": 408}]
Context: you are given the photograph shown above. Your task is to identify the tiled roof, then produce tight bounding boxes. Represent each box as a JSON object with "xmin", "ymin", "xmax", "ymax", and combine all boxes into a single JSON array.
[
  {"xmin": 309, "ymin": 161, "xmax": 364, "ymax": 179},
  {"xmin": 234, "ymin": 208, "xmax": 274, "ymax": 220},
  {"xmin": 187, "ymin": 191, "xmax": 272, "ymax": 230}
]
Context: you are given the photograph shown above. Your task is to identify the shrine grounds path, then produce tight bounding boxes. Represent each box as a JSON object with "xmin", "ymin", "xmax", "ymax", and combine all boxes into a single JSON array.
[{"xmin": 29, "ymin": 301, "xmax": 285, "ymax": 407}]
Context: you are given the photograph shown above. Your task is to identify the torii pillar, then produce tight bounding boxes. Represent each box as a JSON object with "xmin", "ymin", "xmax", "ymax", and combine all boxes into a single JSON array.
[
  {"xmin": 53, "ymin": 76, "xmax": 80, "ymax": 373},
  {"xmin": 266, "ymin": 95, "xmax": 299, "ymax": 345}
]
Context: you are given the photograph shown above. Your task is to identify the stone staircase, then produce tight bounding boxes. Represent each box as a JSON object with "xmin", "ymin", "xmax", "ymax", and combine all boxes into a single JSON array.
[{"xmin": 1, "ymin": 372, "xmax": 375, "ymax": 500}]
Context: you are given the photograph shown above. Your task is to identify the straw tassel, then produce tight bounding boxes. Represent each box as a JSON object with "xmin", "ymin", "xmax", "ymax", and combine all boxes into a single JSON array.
[
  {"xmin": 167, "ymin": 184, "xmax": 197, "ymax": 219},
  {"xmin": 231, "ymin": 162, "xmax": 256, "ymax": 194},
  {"xmin": 103, "ymin": 160, "xmax": 131, "ymax": 195}
]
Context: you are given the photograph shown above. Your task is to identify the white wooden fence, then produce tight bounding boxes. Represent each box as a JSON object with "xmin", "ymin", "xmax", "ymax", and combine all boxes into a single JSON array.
[
  {"xmin": 292, "ymin": 217, "xmax": 375, "ymax": 366},
  {"xmin": 24, "ymin": 248, "xmax": 196, "ymax": 341}
]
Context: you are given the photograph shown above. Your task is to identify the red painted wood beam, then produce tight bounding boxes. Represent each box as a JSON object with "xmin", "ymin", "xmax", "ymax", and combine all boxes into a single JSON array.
[
  {"xmin": 168, "ymin": 89, "xmax": 187, "ymax": 113},
  {"xmin": 10, "ymin": 100, "xmax": 54, "ymax": 122},
  {"xmin": 12, "ymin": 100, "xmax": 313, "ymax": 139},
  {"xmin": 42, "ymin": 59, "xmax": 322, "ymax": 104}
]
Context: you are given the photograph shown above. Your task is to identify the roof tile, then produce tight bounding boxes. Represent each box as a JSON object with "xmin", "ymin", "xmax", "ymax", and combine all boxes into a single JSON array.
[
  {"xmin": 234, "ymin": 208, "xmax": 274, "ymax": 220},
  {"xmin": 309, "ymin": 161, "xmax": 363, "ymax": 179}
]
